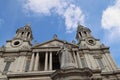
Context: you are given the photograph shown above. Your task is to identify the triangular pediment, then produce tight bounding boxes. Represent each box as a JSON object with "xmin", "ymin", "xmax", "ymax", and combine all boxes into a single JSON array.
[{"xmin": 32, "ymin": 39, "xmax": 78, "ymax": 48}]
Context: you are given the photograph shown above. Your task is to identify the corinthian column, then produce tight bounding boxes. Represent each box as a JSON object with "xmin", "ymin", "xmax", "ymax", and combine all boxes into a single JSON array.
[
  {"xmin": 29, "ymin": 53, "xmax": 35, "ymax": 71},
  {"xmin": 34, "ymin": 52, "xmax": 39, "ymax": 71},
  {"xmin": 44, "ymin": 52, "xmax": 48, "ymax": 71},
  {"xmin": 49, "ymin": 52, "xmax": 52, "ymax": 70}
]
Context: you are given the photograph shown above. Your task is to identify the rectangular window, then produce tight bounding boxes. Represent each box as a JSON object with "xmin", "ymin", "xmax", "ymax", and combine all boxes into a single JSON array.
[
  {"xmin": 81, "ymin": 58, "xmax": 87, "ymax": 68},
  {"xmin": 25, "ymin": 58, "xmax": 30, "ymax": 72},
  {"xmin": 4, "ymin": 61, "xmax": 11, "ymax": 72},
  {"xmin": 97, "ymin": 58, "xmax": 104, "ymax": 69}
]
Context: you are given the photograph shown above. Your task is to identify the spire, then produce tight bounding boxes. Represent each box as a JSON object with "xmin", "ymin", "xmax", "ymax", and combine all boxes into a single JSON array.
[
  {"xmin": 76, "ymin": 24, "xmax": 93, "ymax": 43},
  {"xmin": 26, "ymin": 23, "xmax": 30, "ymax": 27},
  {"xmin": 24, "ymin": 23, "xmax": 32, "ymax": 31},
  {"xmin": 53, "ymin": 34, "xmax": 58, "ymax": 39}
]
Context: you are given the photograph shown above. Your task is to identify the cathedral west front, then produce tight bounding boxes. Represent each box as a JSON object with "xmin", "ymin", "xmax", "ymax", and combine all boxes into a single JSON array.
[{"xmin": 0, "ymin": 24, "xmax": 120, "ymax": 80}]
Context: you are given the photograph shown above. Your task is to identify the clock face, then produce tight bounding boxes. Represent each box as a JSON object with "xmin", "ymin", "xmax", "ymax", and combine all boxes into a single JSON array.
[
  {"xmin": 11, "ymin": 39, "xmax": 22, "ymax": 47},
  {"xmin": 86, "ymin": 38, "xmax": 96, "ymax": 46}
]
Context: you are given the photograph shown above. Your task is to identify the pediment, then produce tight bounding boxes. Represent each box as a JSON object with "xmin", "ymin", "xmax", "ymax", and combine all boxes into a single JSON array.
[{"xmin": 32, "ymin": 39, "xmax": 78, "ymax": 48}]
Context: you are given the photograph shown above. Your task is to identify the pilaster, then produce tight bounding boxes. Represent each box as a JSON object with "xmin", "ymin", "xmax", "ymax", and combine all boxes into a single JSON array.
[{"xmin": 29, "ymin": 53, "xmax": 35, "ymax": 71}]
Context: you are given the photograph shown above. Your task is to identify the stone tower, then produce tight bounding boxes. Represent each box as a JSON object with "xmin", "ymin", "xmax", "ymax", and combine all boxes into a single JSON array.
[{"xmin": 5, "ymin": 24, "xmax": 33, "ymax": 51}]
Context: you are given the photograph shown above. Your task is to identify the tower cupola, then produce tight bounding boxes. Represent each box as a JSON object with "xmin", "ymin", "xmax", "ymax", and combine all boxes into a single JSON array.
[
  {"xmin": 76, "ymin": 25, "xmax": 93, "ymax": 43},
  {"xmin": 14, "ymin": 24, "xmax": 33, "ymax": 42}
]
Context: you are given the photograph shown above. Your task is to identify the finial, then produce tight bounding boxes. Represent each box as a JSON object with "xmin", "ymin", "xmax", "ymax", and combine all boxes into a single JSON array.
[
  {"xmin": 24, "ymin": 23, "xmax": 31, "ymax": 30},
  {"xmin": 53, "ymin": 34, "xmax": 58, "ymax": 39},
  {"xmin": 26, "ymin": 22, "xmax": 30, "ymax": 27}
]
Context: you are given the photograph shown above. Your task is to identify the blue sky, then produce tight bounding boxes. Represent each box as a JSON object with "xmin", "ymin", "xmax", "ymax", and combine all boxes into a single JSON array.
[{"xmin": 0, "ymin": 0, "xmax": 120, "ymax": 67}]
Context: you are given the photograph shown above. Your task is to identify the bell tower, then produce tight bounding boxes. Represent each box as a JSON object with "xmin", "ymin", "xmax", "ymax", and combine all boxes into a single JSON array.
[
  {"xmin": 76, "ymin": 24, "xmax": 102, "ymax": 49},
  {"xmin": 75, "ymin": 24, "xmax": 118, "ymax": 80},
  {"xmin": 76, "ymin": 24, "xmax": 93, "ymax": 44},
  {"xmin": 5, "ymin": 24, "xmax": 33, "ymax": 50},
  {"xmin": 14, "ymin": 24, "xmax": 33, "ymax": 42}
]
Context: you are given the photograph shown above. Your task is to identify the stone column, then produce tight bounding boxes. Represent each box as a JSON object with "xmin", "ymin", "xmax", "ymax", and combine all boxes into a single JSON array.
[
  {"xmin": 18, "ymin": 33, "xmax": 21, "ymax": 37},
  {"xmin": 107, "ymin": 53, "xmax": 117, "ymax": 69},
  {"xmin": 29, "ymin": 53, "xmax": 35, "ymax": 71},
  {"xmin": 28, "ymin": 34, "xmax": 31, "ymax": 38},
  {"xmin": 73, "ymin": 51, "xmax": 78, "ymax": 68},
  {"xmin": 49, "ymin": 52, "xmax": 52, "ymax": 70},
  {"xmin": 87, "ymin": 54, "xmax": 93, "ymax": 69},
  {"xmin": 25, "ymin": 32, "xmax": 28, "ymax": 37},
  {"xmin": 103, "ymin": 54, "xmax": 112, "ymax": 71},
  {"xmin": 76, "ymin": 52, "xmax": 82, "ymax": 68},
  {"xmin": 105, "ymin": 53, "xmax": 115, "ymax": 71},
  {"xmin": 84, "ymin": 54, "xmax": 91, "ymax": 68},
  {"xmin": 102, "ymin": 55, "xmax": 109, "ymax": 71},
  {"xmin": 78, "ymin": 33, "xmax": 81, "ymax": 38},
  {"xmin": 94, "ymin": 58, "xmax": 100, "ymax": 69},
  {"xmin": 34, "ymin": 52, "xmax": 39, "ymax": 71},
  {"xmin": 44, "ymin": 52, "xmax": 48, "ymax": 71},
  {"xmin": 88, "ymin": 54, "xmax": 96, "ymax": 69}
]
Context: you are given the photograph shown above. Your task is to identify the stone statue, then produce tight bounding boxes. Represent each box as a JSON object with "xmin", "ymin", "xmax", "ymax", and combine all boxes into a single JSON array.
[{"xmin": 57, "ymin": 41, "xmax": 76, "ymax": 69}]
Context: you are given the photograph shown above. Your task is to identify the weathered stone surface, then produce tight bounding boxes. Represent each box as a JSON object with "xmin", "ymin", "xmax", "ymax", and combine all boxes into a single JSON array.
[{"xmin": 0, "ymin": 24, "xmax": 119, "ymax": 80}]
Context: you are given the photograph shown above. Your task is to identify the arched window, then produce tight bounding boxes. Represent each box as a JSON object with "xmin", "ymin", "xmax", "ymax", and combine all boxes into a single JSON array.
[
  {"xmin": 22, "ymin": 32, "xmax": 24, "ymax": 35},
  {"xmin": 4, "ymin": 61, "xmax": 11, "ymax": 72},
  {"xmin": 25, "ymin": 57, "xmax": 30, "ymax": 72},
  {"xmin": 97, "ymin": 58, "xmax": 104, "ymax": 69},
  {"xmin": 83, "ymin": 31, "xmax": 87, "ymax": 36},
  {"xmin": 81, "ymin": 58, "xmax": 87, "ymax": 68},
  {"xmin": 79, "ymin": 32, "xmax": 82, "ymax": 37},
  {"xmin": 27, "ymin": 32, "xmax": 30, "ymax": 37}
]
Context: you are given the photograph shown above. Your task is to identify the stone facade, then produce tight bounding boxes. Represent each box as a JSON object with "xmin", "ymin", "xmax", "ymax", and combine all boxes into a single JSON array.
[{"xmin": 0, "ymin": 24, "xmax": 120, "ymax": 80}]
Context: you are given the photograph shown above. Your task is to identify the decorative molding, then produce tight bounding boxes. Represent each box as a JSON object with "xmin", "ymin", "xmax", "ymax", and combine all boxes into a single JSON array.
[
  {"xmin": 4, "ymin": 57, "xmax": 15, "ymax": 62},
  {"xmin": 93, "ymin": 54, "xmax": 102, "ymax": 59}
]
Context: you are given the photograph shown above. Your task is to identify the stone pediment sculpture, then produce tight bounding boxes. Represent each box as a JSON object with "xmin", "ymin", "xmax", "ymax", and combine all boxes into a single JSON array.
[
  {"xmin": 57, "ymin": 41, "xmax": 77, "ymax": 69},
  {"xmin": 32, "ymin": 39, "xmax": 78, "ymax": 48}
]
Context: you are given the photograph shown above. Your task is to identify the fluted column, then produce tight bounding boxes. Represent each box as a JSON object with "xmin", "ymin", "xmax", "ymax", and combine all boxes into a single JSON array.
[
  {"xmin": 49, "ymin": 52, "xmax": 52, "ymax": 70},
  {"xmin": 29, "ymin": 53, "xmax": 35, "ymax": 71},
  {"xmin": 34, "ymin": 52, "xmax": 39, "ymax": 71},
  {"xmin": 44, "ymin": 52, "xmax": 48, "ymax": 71},
  {"xmin": 76, "ymin": 52, "xmax": 82, "ymax": 68}
]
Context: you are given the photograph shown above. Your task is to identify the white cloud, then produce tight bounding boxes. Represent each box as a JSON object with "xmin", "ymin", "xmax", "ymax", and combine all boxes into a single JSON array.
[
  {"xmin": 22, "ymin": 0, "xmax": 85, "ymax": 33},
  {"xmin": 64, "ymin": 4, "xmax": 84, "ymax": 33},
  {"xmin": 101, "ymin": 0, "xmax": 120, "ymax": 43}
]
